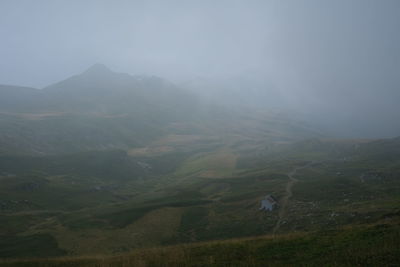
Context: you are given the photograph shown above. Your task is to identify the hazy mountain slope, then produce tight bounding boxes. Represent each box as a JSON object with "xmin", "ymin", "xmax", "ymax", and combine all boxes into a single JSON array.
[
  {"xmin": 0, "ymin": 85, "xmax": 44, "ymax": 112},
  {"xmin": 0, "ymin": 64, "xmax": 199, "ymax": 118},
  {"xmin": 0, "ymin": 65, "xmax": 323, "ymax": 155},
  {"xmin": 42, "ymin": 64, "xmax": 199, "ymax": 117},
  {"xmin": 0, "ymin": 112, "xmax": 167, "ymax": 155},
  {"xmin": 0, "ymin": 65, "xmax": 202, "ymax": 154}
]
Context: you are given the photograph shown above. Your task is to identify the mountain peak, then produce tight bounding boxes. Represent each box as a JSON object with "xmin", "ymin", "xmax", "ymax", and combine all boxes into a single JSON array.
[{"xmin": 82, "ymin": 63, "xmax": 113, "ymax": 75}]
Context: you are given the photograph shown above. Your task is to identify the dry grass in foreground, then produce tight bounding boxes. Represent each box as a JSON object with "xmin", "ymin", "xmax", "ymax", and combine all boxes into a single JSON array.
[{"xmin": 1, "ymin": 220, "xmax": 399, "ymax": 267}]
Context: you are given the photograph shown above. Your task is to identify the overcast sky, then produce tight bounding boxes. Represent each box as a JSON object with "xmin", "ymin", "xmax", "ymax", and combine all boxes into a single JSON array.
[{"xmin": 1, "ymin": 0, "xmax": 399, "ymax": 137}]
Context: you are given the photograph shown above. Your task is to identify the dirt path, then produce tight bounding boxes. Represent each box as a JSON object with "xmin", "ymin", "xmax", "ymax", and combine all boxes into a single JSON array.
[{"xmin": 272, "ymin": 162, "xmax": 313, "ymax": 234}]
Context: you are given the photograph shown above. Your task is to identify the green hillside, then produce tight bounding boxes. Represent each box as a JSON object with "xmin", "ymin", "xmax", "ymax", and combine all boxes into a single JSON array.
[
  {"xmin": 1, "ymin": 220, "xmax": 399, "ymax": 266},
  {"xmin": 0, "ymin": 65, "xmax": 399, "ymax": 265},
  {"xmin": 1, "ymin": 135, "xmax": 399, "ymax": 259}
]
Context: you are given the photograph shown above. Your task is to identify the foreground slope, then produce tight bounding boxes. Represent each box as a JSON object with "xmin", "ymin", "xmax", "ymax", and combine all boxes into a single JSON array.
[
  {"xmin": 1, "ymin": 220, "xmax": 399, "ymax": 266},
  {"xmin": 1, "ymin": 136, "xmax": 399, "ymax": 258},
  {"xmin": 0, "ymin": 65, "xmax": 398, "ymax": 261}
]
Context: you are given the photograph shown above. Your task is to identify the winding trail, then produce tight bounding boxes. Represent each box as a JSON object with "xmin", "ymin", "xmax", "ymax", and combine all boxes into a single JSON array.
[{"xmin": 272, "ymin": 162, "xmax": 314, "ymax": 234}]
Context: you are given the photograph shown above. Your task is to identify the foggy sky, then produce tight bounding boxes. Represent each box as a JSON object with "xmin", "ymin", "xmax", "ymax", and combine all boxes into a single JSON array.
[{"xmin": 1, "ymin": 0, "xmax": 400, "ymax": 137}]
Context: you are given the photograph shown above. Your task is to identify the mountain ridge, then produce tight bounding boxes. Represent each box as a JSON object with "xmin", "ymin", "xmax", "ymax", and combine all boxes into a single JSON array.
[
  {"xmin": 0, "ymin": 64, "xmax": 323, "ymax": 155},
  {"xmin": 0, "ymin": 64, "xmax": 198, "ymax": 115}
]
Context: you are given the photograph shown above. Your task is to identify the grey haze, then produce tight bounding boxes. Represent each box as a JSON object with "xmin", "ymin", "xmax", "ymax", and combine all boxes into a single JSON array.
[{"xmin": 0, "ymin": 0, "xmax": 399, "ymax": 137}]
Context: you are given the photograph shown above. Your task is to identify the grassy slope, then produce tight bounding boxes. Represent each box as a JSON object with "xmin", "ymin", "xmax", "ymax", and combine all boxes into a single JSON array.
[
  {"xmin": 1, "ymin": 136, "xmax": 399, "ymax": 260},
  {"xmin": 0, "ymin": 220, "xmax": 399, "ymax": 266}
]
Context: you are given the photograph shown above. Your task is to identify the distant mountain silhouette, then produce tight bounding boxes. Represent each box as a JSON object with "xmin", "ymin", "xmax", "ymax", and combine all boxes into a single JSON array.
[
  {"xmin": 0, "ymin": 65, "xmax": 200, "ymax": 154},
  {"xmin": 0, "ymin": 64, "xmax": 198, "ymax": 117},
  {"xmin": 0, "ymin": 64, "xmax": 321, "ymax": 155},
  {"xmin": 81, "ymin": 63, "xmax": 113, "ymax": 75},
  {"xmin": 0, "ymin": 84, "xmax": 43, "ymax": 112}
]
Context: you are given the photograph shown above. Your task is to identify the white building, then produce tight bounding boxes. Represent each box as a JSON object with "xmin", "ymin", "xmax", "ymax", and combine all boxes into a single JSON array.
[{"xmin": 260, "ymin": 195, "xmax": 278, "ymax": 211}]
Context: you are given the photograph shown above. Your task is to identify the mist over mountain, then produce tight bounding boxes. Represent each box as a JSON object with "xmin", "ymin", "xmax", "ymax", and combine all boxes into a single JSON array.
[
  {"xmin": 1, "ymin": 0, "xmax": 399, "ymax": 138},
  {"xmin": 1, "ymin": 64, "xmax": 196, "ymax": 115},
  {"xmin": 0, "ymin": 64, "xmax": 322, "ymax": 155},
  {"xmin": 0, "ymin": 1, "xmax": 399, "ymax": 265}
]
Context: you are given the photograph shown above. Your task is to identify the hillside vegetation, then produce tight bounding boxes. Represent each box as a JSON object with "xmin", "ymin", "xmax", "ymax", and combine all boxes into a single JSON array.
[
  {"xmin": 1, "ymin": 220, "xmax": 399, "ymax": 266},
  {"xmin": 0, "ymin": 65, "xmax": 399, "ymax": 265}
]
